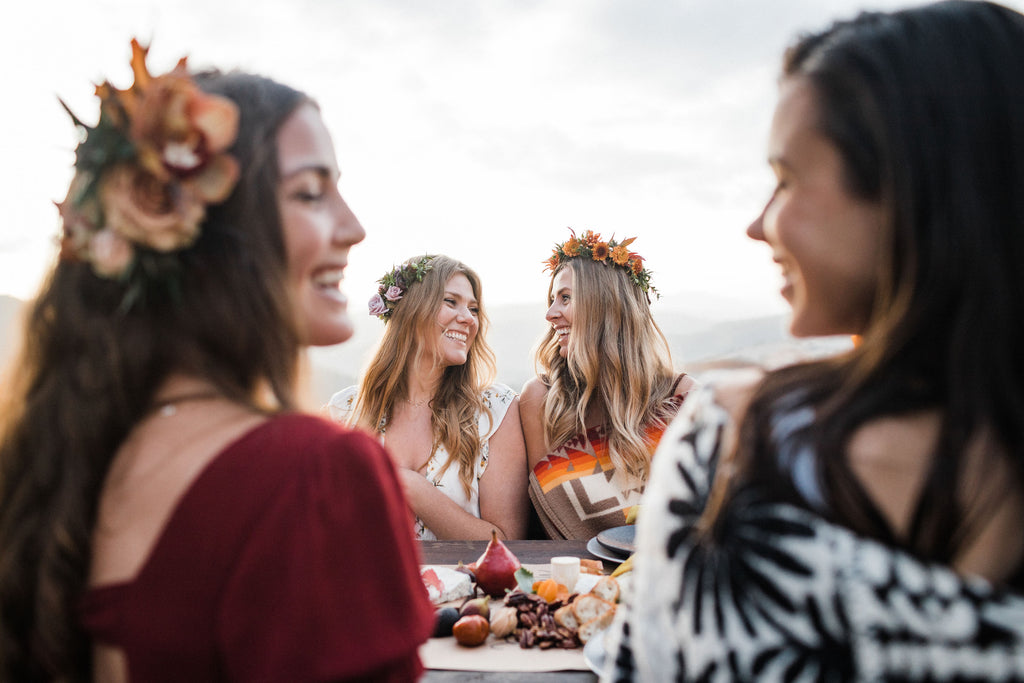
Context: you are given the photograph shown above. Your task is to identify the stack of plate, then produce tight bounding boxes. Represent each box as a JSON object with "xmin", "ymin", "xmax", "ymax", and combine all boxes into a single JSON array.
[{"xmin": 586, "ymin": 525, "xmax": 635, "ymax": 564}]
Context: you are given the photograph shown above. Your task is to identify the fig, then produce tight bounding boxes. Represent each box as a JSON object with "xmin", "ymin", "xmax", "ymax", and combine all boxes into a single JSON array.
[
  {"xmin": 432, "ymin": 606, "xmax": 460, "ymax": 638},
  {"xmin": 452, "ymin": 614, "xmax": 490, "ymax": 647},
  {"xmin": 459, "ymin": 596, "xmax": 490, "ymax": 619},
  {"xmin": 473, "ymin": 530, "xmax": 522, "ymax": 598},
  {"xmin": 455, "ymin": 561, "xmax": 476, "ymax": 583}
]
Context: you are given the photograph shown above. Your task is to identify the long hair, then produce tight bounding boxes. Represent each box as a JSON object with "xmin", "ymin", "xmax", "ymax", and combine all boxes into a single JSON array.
[
  {"xmin": 0, "ymin": 71, "xmax": 309, "ymax": 681},
  {"xmin": 351, "ymin": 255, "xmax": 497, "ymax": 498},
  {"xmin": 718, "ymin": 1, "xmax": 1024, "ymax": 562},
  {"xmin": 534, "ymin": 257, "xmax": 677, "ymax": 483}
]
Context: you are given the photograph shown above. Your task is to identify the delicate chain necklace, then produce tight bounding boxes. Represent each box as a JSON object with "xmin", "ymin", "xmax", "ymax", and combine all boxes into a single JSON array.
[
  {"xmin": 402, "ymin": 396, "xmax": 433, "ymax": 408},
  {"xmin": 149, "ymin": 391, "xmax": 222, "ymax": 418}
]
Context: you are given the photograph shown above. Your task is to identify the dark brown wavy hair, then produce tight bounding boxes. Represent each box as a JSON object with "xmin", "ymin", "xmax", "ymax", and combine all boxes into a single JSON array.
[
  {"xmin": 712, "ymin": 1, "xmax": 1024, "ymax": 564},
  {"xmin": 0, "ymin": 71, "xmax": 309, "ymax": 681}
]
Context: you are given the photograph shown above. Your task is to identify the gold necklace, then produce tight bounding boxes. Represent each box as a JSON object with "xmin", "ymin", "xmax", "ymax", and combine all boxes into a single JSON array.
[{"xmin": 402, "ymin": 396, "xmax": 433, "ymax": 408}]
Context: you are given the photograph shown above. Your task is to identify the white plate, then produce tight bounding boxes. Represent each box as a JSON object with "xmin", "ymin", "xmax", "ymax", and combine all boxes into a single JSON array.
[
  {"xmin": 583, "ymin": 628, "xmax": 607, "ymax": 675},
  {"xmin": 587, "ymin": 536, "xmax": 628, "ymax": 564}
]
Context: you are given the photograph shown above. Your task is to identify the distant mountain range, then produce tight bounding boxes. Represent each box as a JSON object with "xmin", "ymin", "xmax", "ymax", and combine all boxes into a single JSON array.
[
  {"xmin": 303, "ymin": 301, "xmax": 852, "ymax": 405},
  {"xmin": 1, "ymin": 295, "xmax": 851, "ymax": 406}
]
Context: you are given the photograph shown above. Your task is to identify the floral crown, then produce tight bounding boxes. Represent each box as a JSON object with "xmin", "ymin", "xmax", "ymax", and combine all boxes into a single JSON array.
[
  {"xmin": 57, "ymin": 39, "xmax": 240, "ymax": 301},
  {"xmin": 544, "ymin": 228, "xmax": 658, "ymax": 300},
  {"xmin": 368, "ymin": 255, "xmax": 435, "ymax": 321}
]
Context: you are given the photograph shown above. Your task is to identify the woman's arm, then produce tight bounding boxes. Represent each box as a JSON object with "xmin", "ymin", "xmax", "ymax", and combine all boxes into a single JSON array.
[
  {"xmin": 478, "ymin": 397, "xmax": 529, "ymax": 539},
  {"xmin": 398, "ymin": 397, "xmax": 529, "ymax": 540},
  {"xmin": 519, "ymin": 377, "xmax": 550, "ymax": 471}
]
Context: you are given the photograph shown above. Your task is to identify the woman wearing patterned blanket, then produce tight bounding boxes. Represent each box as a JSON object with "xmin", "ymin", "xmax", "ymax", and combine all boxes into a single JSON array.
[
  {"xmin": 521, "ymin": 230, "xmax": 696, "ymax": 540},
  {"xmin": 605, "ymin": 2, "xmax": 1024, "ymax": 680}
]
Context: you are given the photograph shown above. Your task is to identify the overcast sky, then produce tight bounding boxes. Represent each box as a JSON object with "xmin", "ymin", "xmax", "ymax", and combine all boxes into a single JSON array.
[{"xmin": 4, "ymin": 0, "xmax": 1021, "ymax": 323}]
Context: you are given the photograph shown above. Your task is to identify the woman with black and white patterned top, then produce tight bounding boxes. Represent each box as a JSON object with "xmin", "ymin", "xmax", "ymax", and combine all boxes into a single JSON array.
[{"xmin": 605, "ymin": 3, "xmax": 1024, "ymax": 680}]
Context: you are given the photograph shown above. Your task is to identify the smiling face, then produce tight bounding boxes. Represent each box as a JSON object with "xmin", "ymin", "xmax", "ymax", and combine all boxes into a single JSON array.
[
  {"xmin": 276, "ymin": 103, "xmax": 366, "ymax": 346},
  {"xmin": 432, "ymin": 273, "xmax": 479, "ymax": 367},
  {"xmin": 748, "ymin": 77, "xmax": 886, "ymax": 338},
  {"xmin": 545, "ymin": 268, "xmax": 574, "ymax": 358}
]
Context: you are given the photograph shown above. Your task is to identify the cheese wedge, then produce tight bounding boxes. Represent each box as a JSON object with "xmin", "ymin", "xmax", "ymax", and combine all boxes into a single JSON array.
[{"xmin": 420, "ymin": 566, "xmax": 473, "ymax": 605}]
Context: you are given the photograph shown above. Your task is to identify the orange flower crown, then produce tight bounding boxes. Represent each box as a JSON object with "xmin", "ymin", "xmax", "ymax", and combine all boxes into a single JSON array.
[
  {"xmin": 544, "ymin": 229, "xmax": 658, "ymax": 300},
  {"xmin": 57, "ymin": 39, "xmax": 240, "ymax": 304}
]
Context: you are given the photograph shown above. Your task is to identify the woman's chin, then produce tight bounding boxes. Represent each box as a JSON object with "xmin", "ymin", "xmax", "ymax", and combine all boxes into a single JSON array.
[{"xmin": 304, "ymin": 317, "xmax": 355, "ymax": 347}]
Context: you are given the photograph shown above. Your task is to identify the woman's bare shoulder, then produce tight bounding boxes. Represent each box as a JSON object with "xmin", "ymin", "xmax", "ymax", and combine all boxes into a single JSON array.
[
  {"xmin": 696, "ymin": 367, "xmax": 765, "ymax": 423},
  {"xmin": 520, "ymin": 376, "xmax": 550, "ymax": 407}
]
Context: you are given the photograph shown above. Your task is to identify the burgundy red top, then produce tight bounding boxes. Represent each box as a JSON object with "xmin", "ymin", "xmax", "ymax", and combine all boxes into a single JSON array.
[{"xmin": 80, "ymin": 413, "xmax": 434, "ymax": 682}]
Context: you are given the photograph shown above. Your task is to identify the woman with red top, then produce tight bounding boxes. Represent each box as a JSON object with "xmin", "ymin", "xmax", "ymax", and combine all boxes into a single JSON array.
[
  {"xmin": 520, "ymin": 230, "xmax": 696, "ymax": 540},
  {"xmin": 0, "ymin": 41, "xmax": 433, "ymax": 681}
]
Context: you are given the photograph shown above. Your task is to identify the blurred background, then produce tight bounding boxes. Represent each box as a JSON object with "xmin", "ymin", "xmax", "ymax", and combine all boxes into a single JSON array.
[{"xmin": 4, "ymin": 0, "xmax": 1010, "ymax": 400}]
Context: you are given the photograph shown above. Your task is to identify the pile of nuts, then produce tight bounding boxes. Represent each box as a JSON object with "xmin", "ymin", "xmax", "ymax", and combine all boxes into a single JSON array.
[{"xmin": 506, "ymin": 591, "xmax": 579, "ymax": 649}]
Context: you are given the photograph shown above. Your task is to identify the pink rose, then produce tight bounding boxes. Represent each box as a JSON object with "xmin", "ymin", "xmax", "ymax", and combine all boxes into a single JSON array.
[
  {"xmin": 384, "ymin": 285, "xmax": 403, "ymax": 301},
  {"xmin": 368, "ymin": 293, "xmax": 389, "ymax": 317},
  {"xmin": 100, "ymin": 163, "xmax": 205, "ymax": 252},
  {"xmin": 89, "ymin": 228, "xmax": 135, "ymax": 278}
]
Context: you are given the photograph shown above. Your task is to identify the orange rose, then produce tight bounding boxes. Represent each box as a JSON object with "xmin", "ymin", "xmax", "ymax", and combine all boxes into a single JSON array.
[
  {"xmin": 99, "ymin": 163, "xmax": 205, "ymax": 252},
  {"xmin": 128, "ymin": 76, "xmax": 239, "ymax": 199},
  {"xmin": 106, "ymin": 39, "xmax": 239, "ymax": 201}
]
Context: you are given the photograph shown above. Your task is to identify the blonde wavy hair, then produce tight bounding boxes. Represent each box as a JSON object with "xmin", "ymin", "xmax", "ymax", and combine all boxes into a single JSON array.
[
  {"xmin": 534, "ymin": 257, "xmax": 677, "ymax": 483},
  {"xmin": 351, "ymin": 255, "xmax": 497, "ymax": 497}
]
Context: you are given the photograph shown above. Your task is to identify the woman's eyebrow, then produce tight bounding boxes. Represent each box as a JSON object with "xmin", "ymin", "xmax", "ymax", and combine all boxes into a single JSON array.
[
  {"xmin": 445, "ymin": 290, "xmax": 478, "ymax": 305},
  {"xmin": 280, "ymin": 163, "xmax": 338, "ymax": 181}
]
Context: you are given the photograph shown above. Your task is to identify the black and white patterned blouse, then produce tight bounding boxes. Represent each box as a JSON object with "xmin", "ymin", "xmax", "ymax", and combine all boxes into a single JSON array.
[{"xmin": 602, "ymin": 384, "xmax": 1024, "ymax": 682}]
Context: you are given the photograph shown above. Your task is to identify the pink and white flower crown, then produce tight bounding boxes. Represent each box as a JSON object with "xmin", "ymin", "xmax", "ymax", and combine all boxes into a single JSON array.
[{"xmin": 368, "ymin": 255, "xmax": 434, "ymax": 321}]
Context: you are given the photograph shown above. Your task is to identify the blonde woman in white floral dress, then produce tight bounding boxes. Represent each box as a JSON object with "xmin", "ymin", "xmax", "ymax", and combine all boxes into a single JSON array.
[{"xmin": 328, "ymin": 255, "xmax": 528, "ymax": 540}]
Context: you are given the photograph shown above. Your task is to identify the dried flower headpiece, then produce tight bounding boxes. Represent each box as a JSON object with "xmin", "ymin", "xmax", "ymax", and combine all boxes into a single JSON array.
[
  {"xmin": 368, "ymin": 255, "xmax": 435, "ymax": 321},
  {"xmin": 56, "ymin": 39, "xmax": 240, "ymax": 301},
  {"xmin": 544, "ymin": 228, "xmax": 658, "ymax": 300}
]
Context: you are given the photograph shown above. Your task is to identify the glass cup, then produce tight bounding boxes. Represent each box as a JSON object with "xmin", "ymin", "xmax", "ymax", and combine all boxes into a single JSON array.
[{"xmin": 550, "ymin": 556, "xmax": 581, "ymax": 591}]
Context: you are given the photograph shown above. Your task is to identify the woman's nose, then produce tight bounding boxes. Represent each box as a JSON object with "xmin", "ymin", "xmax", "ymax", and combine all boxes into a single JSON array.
[
  {"xmin": 746, "ymin": 208, "xmax": 766, "ymax": 242},
  {"xmin": 332, "ymin": 195, "xmax": 366, "ymax": 246}
]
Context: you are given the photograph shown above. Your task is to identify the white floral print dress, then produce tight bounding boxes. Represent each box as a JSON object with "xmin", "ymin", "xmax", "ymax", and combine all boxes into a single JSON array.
[{"xmin": 327, "ymin": 383, "xmax": 517, "ymax": 541}]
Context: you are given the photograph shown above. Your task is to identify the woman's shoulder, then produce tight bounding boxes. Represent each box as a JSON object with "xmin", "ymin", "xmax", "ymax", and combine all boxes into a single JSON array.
[
  {"xmin": 234, "ymin": 413, "xmax": 388, "ymax": 477},
  {"xmin": 482, "ymin": 382, "xmax": 516, "ymax": 406},
  {"xmin": 325, "ymin": 385, "xmax": 359, "ymax": 423},
  {"xmin": 671, "ymin": 372, "xmax": 699, "ymax": 397},
  {"xmin": 686, "ymin": 367, "xmax": 764, "ymax": 421},
  {"xmin": 478, "ymin": 382, "xmax": 518, "ymax": 438},
  {"xmin": 520, "ymin": 375, "xmax": 550, "ymax": 406}
]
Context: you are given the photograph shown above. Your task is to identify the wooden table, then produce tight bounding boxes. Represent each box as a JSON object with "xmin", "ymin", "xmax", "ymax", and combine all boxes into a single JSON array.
[
  {"xmin": 418, "ymin": 539, "xmax": 607, "ymax": 682},
  {"xmin": 418, "ymin": 539, "xmax": 601, "ymax": 566}
]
